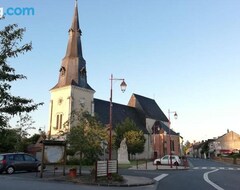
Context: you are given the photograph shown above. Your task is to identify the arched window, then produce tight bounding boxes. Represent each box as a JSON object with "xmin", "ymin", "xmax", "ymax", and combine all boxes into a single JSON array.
[{"xmin": 56, "ymin": 113, "xmax": 63, "ymax": 129}]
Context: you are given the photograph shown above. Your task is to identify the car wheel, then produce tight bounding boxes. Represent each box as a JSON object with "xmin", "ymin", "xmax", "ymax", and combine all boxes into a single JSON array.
[
  {"xmin": 156, "ymin": 161, "xmax": 161, "ymax": 165},
  {"xmin": 6, "ymin": 166, "xmax": 15, "ymax": 174}
]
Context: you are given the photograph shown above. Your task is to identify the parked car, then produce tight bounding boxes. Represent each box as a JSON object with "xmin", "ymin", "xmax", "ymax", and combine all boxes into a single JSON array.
[
  {"xmin": 0, "ymin": 152, "xmax": 44, "ymax": 174},
  {"xmin": 153, "ymin": 155, "xmax": 181, "ymax": 166}
]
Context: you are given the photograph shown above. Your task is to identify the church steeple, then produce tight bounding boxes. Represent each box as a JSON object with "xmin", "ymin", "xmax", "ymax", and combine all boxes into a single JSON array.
[
  {"xmin": 49, "ymin": 0, "xmax": 95, "ymax": 139},
  {"xmin": 70, "ymin": 1, "xmax": 81, "ymax": 35},
  {"xmin": 53, "ymin": 0, "xmax": 93, "ymax": 90},
  {"xmin": 65, "ymin": 0, "xmax": 83, "ymax": 58}
]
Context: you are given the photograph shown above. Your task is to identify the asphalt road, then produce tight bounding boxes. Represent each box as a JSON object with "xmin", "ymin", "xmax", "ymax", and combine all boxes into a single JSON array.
[
  {"xmin": 120, "ymin": 157, "xmax": 240, "ymax": 190},
  {"xmin": 0, "ymin": 158, "xmax": 239, "ymax": 190}
]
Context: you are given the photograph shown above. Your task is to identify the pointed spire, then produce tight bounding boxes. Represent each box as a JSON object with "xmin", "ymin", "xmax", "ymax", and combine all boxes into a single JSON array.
[
  {"xmin": 65, "ymin": 0, "xmax": 83, "ymax": 58},
  {"xmin": 52, "ymin": 1, "xmax": 94, "ymax": 91},
  {"xmin": 70, "ymin": 0, "xmax": 82, "ymax": 34}
]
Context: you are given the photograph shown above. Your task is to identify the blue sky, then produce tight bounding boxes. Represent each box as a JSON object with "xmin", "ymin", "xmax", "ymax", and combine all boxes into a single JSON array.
[{"xmin": 1, "ymin": 0, "xmax": 240, "ymax": 143}]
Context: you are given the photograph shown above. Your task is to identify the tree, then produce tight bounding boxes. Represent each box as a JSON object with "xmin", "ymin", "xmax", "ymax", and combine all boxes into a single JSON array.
[
  {"xmin": 66, "ymin": 111, "xmax": 108, "ymax": 174},
  {"xmin": 14, "ymin": 114, "xmax": 37, "ymax": 151},
  {"xmin": 0, "ymin": 23, "xmax": 43, "ymax": 128},
  {"xmin": 124, "ymin": 130, "xmax": 146, "ymax": 156},
  {"xmin": 0, "ymin": 127, "xmax": 25, "ymax": 152},
  {"xmin": 183, "ymin": 140, "xmax": 191, "ymax": 155},
  {"xmin": 0, "ymin": 114, "xmax": 38, "ymax": 152},
  {"xmin": 114, "ymin": 118, "xmax": 146, "ymax": 159},
  {"xmin": 15, "ymin": 113, "xmax": 35, "ymax": 138},
  {"xmin": 114, "ymin": 118, "xmax": 139, "ymax": 149},
  {"xmin": 201, "ymin": 141, "xmax": 209, "ymax": 158}
]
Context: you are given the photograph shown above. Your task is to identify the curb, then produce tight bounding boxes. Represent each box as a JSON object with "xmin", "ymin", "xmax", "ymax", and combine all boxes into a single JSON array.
[{"xmin": 43, "ymin": 175, "xmax": 155, "ymax": 187}]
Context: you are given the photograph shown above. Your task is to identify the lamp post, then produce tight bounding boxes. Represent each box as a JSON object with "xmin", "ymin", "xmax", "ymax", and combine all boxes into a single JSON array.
[
  {"xmin": 109, "ymin": 74, "xmax": 127, "ymax": 161},
  {"xmin": 168, "ymin": 109, "xmax": 178, "ymax": 168}
]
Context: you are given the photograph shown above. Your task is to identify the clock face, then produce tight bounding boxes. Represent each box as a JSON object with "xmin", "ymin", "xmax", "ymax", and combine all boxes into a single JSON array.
[{"xmin": 45, "ymin": 146, "xmax": 64, "ymax": 163}]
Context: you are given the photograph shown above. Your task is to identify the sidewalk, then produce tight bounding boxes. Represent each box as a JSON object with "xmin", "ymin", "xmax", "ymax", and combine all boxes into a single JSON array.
[
  {"xmin": 39, "ymin": 171, "xmax": 155, "ymax": 187},
  {"xmin": 121, "ymin": 175, "xmax": 155, "ymax": 187},
  {"xmin": 36, "ymin": 162, "xmax": 189, "ymax": 187},
  {"xmin": 129, "ymin": 161, "xmax": 190, "ymax": 170}
]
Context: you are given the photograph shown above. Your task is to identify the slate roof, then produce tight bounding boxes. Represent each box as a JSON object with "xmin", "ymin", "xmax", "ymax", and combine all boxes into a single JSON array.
[
  {"xmin": 160, "ymin": 121, "xmax": 179, "ymax": 136},
  {"xmin": 151, "ymin": 120, "xmax": 178, "ymax": 136},
  {"xmin": 51, "ymin": 2, "xmax": 94, "ymax": 91},
  {"xmin": 131, "ymin": 94, "xmax": 178, "ymax": 135},
  {"xmin": 94, "ymin": 97, "xmax": 178, "ymax": 136},
  {"xmin": 131, "ymin": 94, "xmax": 169, "ymax": 122},
  {"xmin": 94, "ymin": 98, "xmax": 148, "ymax": 133}
]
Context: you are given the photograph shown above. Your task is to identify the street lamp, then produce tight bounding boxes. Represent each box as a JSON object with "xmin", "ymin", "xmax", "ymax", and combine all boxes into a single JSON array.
[
  {"xmin": 109, "ymin": 74, "xmax": 127, "ymax": 161},
  {"xmin": 168, "ymin": 109, "xmax": 178, "ymax": 168}
]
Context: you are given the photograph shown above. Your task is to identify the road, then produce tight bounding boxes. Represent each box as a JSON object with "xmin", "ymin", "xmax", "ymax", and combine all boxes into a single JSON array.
[
  {"xmin": 0, "ymin": 158, "xmax": 239, "ymax": 190},
  {"xmin": 121, "ymin": 158, "xmax": 240, "ymax": 190}
]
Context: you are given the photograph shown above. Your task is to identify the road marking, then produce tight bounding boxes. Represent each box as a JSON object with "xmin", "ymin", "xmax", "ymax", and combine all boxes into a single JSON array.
[
  {"xmin": 192, "ymin": 167, "xmax": 240, "ymax": 171},
  {"xmin": 203, "ymin": 169, "xmax": 224, "ymax": 190},
  {"xmin": 154, "ymin": 174, "xmax": 168, "ymax": 181}
]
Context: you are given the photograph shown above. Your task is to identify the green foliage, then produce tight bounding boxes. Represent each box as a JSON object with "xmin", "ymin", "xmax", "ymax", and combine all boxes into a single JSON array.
[
  {"xmin": 0, "ymin": 128, "xmax": 20, "ymax": 152},
  {"xmin": 66, "ymin": 157, "xmax": 95, "ymax": 166},
  {"xmin": 228, "ymin": 153, "xmax": 240, "ymax": 159},
  {"xmin": 114, "ymin": 118, "xmax": 146, "ymax": 156},
  {"xmin": 27, "ymin": 133, "xmax": 41, "ymax": 144},
  {"xmin": 114, "ymin": 118, "xmax": 138, "ymax": 149},
  {"xmin": 0, "ymin": 128, "xmax": 42, "ymax": 153},
  {"xmin": 0, "ymin": 23, "xmax": 43, "ymax": 128},
  {"xmin": 124, "ymin": 130, "xmax": 146, "ymax": 155},
  {"xmin": 95, "ymin": 173, "xmax": 124, "ymax": 182},
  {"xmin": 183, "ymin": 140, "xmax": 191, "ymax": 154},
  {"xmin": 67, "ymin": 157, "xmax": 81, "ymax": 165},
  {"xmin": 66, "ymin": 111, "xmax": 108, "ymax": 164},
  {"xmin": 111, "ymin": 173, "xmax": 124, "ymax": 182},
  {"xmin": 202, "ymin": 142, "xmax": 209, "ymax": 154}
]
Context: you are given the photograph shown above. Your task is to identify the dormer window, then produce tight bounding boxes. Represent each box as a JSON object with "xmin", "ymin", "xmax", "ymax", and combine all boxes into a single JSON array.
[
  {"xmin": 60, "ymin": 67, "xmax": 66, "ymax": 76},
  {"xmin": 80, "ymin": 67, "xmax": 86, "ymax": 75}
]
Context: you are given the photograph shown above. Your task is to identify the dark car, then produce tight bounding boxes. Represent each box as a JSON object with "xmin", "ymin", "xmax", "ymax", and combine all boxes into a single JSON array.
[{"xmin": 0, "ymin": 152, "xmax": 43, "ymax": 174}]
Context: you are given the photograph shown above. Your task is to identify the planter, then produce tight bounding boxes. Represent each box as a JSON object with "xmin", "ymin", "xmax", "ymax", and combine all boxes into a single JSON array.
[{"xmin": 69, "ymin": 168, "xmax": 77, "ymax": 178}]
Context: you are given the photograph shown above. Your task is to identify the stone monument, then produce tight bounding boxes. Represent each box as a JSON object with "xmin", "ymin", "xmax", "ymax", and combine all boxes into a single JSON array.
[{"xmin": 118, "ymin": 138, "xmax": 130, "ymax": 164}]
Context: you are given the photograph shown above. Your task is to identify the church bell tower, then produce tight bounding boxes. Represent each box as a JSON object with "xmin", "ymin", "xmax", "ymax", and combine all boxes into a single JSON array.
[{"xmin": 48, "ymin": 1, "xmax": 95, "ymax": 138}]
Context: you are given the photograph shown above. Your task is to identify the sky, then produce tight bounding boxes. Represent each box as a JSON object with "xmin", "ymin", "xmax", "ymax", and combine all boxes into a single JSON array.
[{"xmin": 1, "ymin": 0, "xmax": 240, "ymax": 143}]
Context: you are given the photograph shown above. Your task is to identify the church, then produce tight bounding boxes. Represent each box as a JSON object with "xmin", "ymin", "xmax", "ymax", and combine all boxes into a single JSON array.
[{"xmin": 48, "ymin": 1, "xmax": 182, "ymax": 159}]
